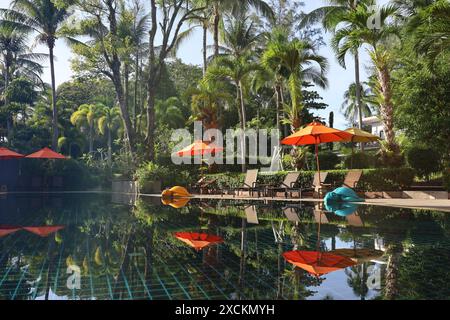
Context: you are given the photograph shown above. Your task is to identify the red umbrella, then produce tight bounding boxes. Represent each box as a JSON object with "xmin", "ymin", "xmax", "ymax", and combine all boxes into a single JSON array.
[
  {"xmin": 175, "ymin": 140, "xmax": 223, "ymax": 157},
  {"xmin": 0, "ymin": 147, "xmax": 24, "ymax": 159},
  {"xmin": 25, "ymin": 147, "xmax": 66, "ymax": 159},
  {"xmin": 283, "ymin": 250, "xmax": 356, "ymax": 277},
  {"xmin": 0, "ymin": 225, "xmax": 21, "ymax": 237},
  {"xmin": 22, "ymin": 225, "xmax": 65, "ymax": 237},
  {"xmin": 174, "ymin": 232, "xmax": 223, "ymax": 251},
  {"xmin": 281, "ymin": 121, "xmax": 353, "ymax": 182}
]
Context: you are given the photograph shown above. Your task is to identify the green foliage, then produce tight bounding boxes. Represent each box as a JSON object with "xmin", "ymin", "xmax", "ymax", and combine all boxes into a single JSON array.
[
  {"xmin": 134, "ymin": 161, "xmax": 192, "ymax": 192},
  {"xmin": 317, "ymin": 151, "xmax": 339, "ymax": 170},
  {"xmin": 206, "ymin": 168, "xmax": 415, "ymax": 192},
  {"xmin": 406, "ymin": 145, "xmax": 441, "ymax": 179},
  {"xmin": 343, "ymin": 151, "xmax": 377, "ymax": 169},
  {"xmin": 443, "ymin": 166, "xmax": 450, "ymax": 191}
]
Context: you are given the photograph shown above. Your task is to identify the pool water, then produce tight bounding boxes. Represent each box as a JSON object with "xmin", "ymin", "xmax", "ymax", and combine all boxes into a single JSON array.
[{"xmin": 0, "ymin": 193, "xmax": 449, "ymax": 300}]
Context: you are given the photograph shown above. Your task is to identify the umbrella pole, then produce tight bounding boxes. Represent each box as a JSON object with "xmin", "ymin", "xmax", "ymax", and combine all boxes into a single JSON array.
[
  {"xmin": 351, "ymin": 140, "xmax": 354, "ymax": 170},
  {"xmin": 315, "ymin": 143, "xmax": 321, "ymax": 187}
]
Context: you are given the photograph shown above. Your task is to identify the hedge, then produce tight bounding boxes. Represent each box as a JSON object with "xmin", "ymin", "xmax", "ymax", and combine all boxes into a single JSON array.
[{"xmin": 205, "ymin": 168, "xmax": 415, "ymax": 192}]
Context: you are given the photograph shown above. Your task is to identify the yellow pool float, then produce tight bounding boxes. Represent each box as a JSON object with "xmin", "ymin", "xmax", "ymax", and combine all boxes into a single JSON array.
[{"xmin": 161, "ymin": 186, "xmax": 191, "ymax": 208}]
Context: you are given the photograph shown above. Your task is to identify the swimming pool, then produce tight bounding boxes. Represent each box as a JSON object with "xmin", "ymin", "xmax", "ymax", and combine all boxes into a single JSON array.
[{"xmin": 0, "ymin": 193, "xmax": 449, "ymax": 300}]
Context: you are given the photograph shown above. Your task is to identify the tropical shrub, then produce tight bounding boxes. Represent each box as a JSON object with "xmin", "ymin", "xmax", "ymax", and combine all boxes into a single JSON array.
[
  {"xmin": 405, "ymin": 145, "xmax": 441, "ymax": 180},
  {"xmin": 343, "ymin": 151, "xmax": 377, "ymax": 169},
  {"xmin": 134, "ymin": 161, "xmax": 192, "ymax": 192},
  {"xmin": 206, "ymin": 168, "xmax": 415, "ymax": 192},
  {"xmin": 316, "ymin": 151, "xmax": 340, "ymax": 170}
]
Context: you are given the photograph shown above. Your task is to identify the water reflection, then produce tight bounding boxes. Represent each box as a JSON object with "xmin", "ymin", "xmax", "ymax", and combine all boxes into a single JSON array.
[{"xmin": 0, "ymin": 193, "xmax": 449, "ymax": 300}]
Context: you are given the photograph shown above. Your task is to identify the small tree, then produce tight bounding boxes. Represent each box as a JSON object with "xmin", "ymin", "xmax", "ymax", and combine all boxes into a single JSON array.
[{"xmin": 406, "ymin": 145, "xmax": 441, "ymax": 180}]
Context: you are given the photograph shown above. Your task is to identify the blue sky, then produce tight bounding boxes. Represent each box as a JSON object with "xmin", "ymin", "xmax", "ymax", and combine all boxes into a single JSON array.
[{"xmin": 1, "ymin": 0, "xmax": 390, "ymax": 128}]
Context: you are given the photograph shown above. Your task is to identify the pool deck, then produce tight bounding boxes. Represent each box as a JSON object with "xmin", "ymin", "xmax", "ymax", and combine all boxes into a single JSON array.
[{"xmin": 142, "ymin": 193, "xmax": 450, "ymax": 212}]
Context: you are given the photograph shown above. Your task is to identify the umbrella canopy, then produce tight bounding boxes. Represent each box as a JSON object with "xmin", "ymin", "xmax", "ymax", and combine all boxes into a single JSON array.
[
  {"xmin": 0, "ymin": 225, "xmax": 21, "ymax": 237},
  {"xmin": 344, "ymin": 128, "xmax": 380, "ymax": 143},
  {"xmin": 22, "ymin": 225, "xmax": 65, "ymax": 237},
  {"xmin": 25, "ymin": 147, "xmax": 66, "ymax": 159},
  {"xmin": 174, "ymin": 232, "xmax": 223, "ymax": 251},
  {"xmin": 175, "ymin": 140, "xmax": 223, "ymax": 157},
  {"xmin": 282, "ymin": 250, "xmax": 356, "ymax": 277},
  {"xmin": 281, "ymin": 122, "xmax": 353, "ymax": 183},
  {"xmin": 329, "ymin": 248, "xmax": 384, "ymax": 264},
  {"xmin": 0, "ymin": 147, "xmax": 24, "ymax": 159}
]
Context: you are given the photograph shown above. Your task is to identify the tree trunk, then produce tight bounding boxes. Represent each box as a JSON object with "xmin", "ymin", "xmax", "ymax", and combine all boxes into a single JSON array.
[
  {"xmin": 238, "ymin": 81, "xmax": 246, "ymax": 172},
  {"xmin": 202, "ymin": 22, "xmax": 208, "ymax": 75},
  {"xmin": 4, "ymin": 60, "xmax": 12, "ymax": 139},
  {"xmin": 124, "ymin": 62, "xmax": 130, "ymax": 121},
  {"xmin": 49, "ymin": 44, "xmax": 58, "ymax": 150},
  {"xmin": 108, "ymin": 127, "xmax": 112, "ymax": 167},
  {"xmin": 376, "ymin": 60, "xmax": 398, "ymax": 153},
  {"xmin": 354, "ymin": 51, "xmax": 364, "ymax": 151},
  {"xmin": 134, "ymin": 52, "xmax": 139, "ymax": 129},
  {"xmin": 146, "ymin": 83, "xmax": 156, "ymax": 161},
  {"xmin": 275, "ymin": 84, "xmax": 282, "ymax": 138},
  {"xmin": 385, "ymin": 244, "xmax": 402, "ymax": 300},
  {"xmin": 89, "ymin": 124, "xmax": 93, "ymax": 153},
  {"xmin": 213, "ymin": 3, "xmax": 220, "ymax": 57}
]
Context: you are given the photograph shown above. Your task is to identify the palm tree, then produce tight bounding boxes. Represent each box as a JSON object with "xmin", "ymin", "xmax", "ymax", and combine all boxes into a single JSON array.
[
  {"xmin": 98, "ymin": 106, "xmax": 121, "ymax": 167},
  {"xmin": 210, "ymin": 0, "xmax": 273, "ymax": 57},
  {"xmin": 341, "ymin": 82, "xmax": 375, "ymax": 126},
  {"xmin": 301, "ymin": 0, "xmax": 373, "ymax": 133},
  {"xmin": 189, "ymin": 82, "xmax": 232, "ymax": 130},
  {"xmin": 2, "ymin": 0, "xmax": 75, "ymax": 150},
  {"xmin": 332, "ymin": 3, "xmax": 401, "ymax": 154},
  {"xmin": 70, "ymin": 103, "xmax": 103, "ymax": 154},
  {"xmin": 155, "ymin": 97, "xmax": 186, "ymax": 129},
  {"xmin": 0, "ymin": 23, "xmax": 46, "ymax": 137},
  {"xmin": 262, "ymin": 36, "xmax": 328, "ymax": 131},
  {"xmin": 406, "ymin": 0, "xmax": 450, "ymax": 67},
  {"xmin": 204, "ymin": 53, "xmax": 260, "ymax": 172}
]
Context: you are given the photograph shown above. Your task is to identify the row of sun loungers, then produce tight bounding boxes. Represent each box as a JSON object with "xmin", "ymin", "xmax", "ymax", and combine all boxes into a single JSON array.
[{"xmin": 191, "ymin": 169, "xmax": 363, "ymax": 199}]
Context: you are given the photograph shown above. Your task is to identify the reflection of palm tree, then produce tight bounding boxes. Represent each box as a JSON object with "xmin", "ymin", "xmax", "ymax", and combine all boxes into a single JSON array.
[
  {"xmin": 345, "ymin": 263, "xmax": 369, "ymax": 300},
  {"xmin": 384, "ymin": 243, "xmax": 403, "ymax": 300}
]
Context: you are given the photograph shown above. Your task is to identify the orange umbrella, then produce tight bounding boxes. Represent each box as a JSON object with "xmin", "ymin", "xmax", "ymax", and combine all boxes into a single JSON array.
[
  {"xmin": 0, "ymin": 225, "xmax": 21, "ymax": 237},
  {"xmin": 281, "ymin": 122, "xmax": 353, "ymax": 182},
  {"xmin": 0, "ymin": 147, "xmax": 24, "ymax": 159},
  {"xmin": 282, "ymin": 250, "xmax": 356, "ymax": 277},
  {"xmin": 25, "ymin": 147, "xmax": 66, "ymax": 159},
  {"xmin": 174, "ymin": 232, "xmax": 223, "ymax": 251},
  {"xmin": 22, "ymin": 225, "xmax": 65, "ymax": 237},
  {"xmin": 175, "ymin": 140, "xmax": 223, "ymax": 157}
]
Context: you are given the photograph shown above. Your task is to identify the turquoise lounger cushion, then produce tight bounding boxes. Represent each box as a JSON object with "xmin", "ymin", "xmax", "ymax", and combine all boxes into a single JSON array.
[{"xmin": 324, "ymin": 187, "xmax": 364, "ymax": 216}]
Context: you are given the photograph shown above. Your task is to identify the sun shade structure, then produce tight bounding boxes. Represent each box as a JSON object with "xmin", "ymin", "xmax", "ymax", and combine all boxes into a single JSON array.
[
  {"xmin": 175, "ymin": 140, "xmax": 223, "ymax": 157},
  {"xmin": 344, "ymin": 128, "xmax": 380, "ymax": 143},
  {"xmin": 0, "ymin": 147, "xmax": 24, "ymax": 159},
  {"xmin": 22, "ymin": 225, "xmax": 65, "ymax": 237},
  {"xmin": 174, "ymin": 232, "xmax": 224, "ymax": 251},
  {"xmin": 0, "ymin": 225, "xmax": 21, "ymax": 237},
  {"xmin": 329, "ymin": 248, "xmax": 384, "ymax": 265},
  {"xmin": 282, "ymin": 250, "xmax": 356, "ymax": 277},
  {"xmin": 25, "ymin": 147, "xmax": 66, "ymax": 159},
  {"xmin": 281, "ymin": 121, "xmax": 353, "ymax": 184},
  {"xmin": 344, "ymin": 128, "xmax": 380, "ymax": 168}
]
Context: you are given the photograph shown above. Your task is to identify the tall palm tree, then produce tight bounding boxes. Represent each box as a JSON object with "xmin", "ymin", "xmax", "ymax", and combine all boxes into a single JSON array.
[
  {"xmin": 262, "ymin": 36, "xmax": 328, "ymax": 131},
  {"xmin": 0, "ymin": 23, "xmax": 46, "ymax": 136},
  {"xmin": 2, "ymin": 0, "xmax": 75, "ymax": 149},
  {"xmin": 98, "ymin": 106, "xmax": 121, "ymax": 167},
  {"xmin": 332, "ymin": 3, "xmax": 401, "ymax": 154},
  {"xmin": 210, "ymin": 0, "xmax": 273, "ymax": 57},
  {"xmin": 70, "ymin": 103, "xmax": 103, "ymax": 154},
  {"xmin": 301, "ymin": 0, "xmax": 373, "ymax": 133},
  {"xmin": 204, "ymin": 53, "xmax": 260, "ymax": 172},
  {"xmin": 341, "ymin": 82, "xmax": 375, "ymax": 126}
]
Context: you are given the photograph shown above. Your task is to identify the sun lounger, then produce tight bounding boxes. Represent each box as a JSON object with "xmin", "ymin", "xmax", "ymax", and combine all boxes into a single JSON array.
[
  {"xmin": 245, "ymin": 205, "xmax": 259, "ymax": 224},
  {"xmin": 336, "ymin": 170, "xmax": 363, "ymax": 190},
  {"xmin": 265, "ymin": 172, "xmax": 301, "ymax": 198},
  {"xmin": 283, "ymin": 207, "xmax": 300, "ymax": 222},
  {"xmin": 233, "ymin": 169, "xmax": 261, "ymax": 197},
  {"xmin": 301, "ymin": 172, "xmax": 328, "ymax": 198},
  {"xmin": 314, "ymin": 210, "xmax": 329, "ymax": 224},
  {"xmin": 346, "ymin": 212, "xmax": 364, "ymax": 227},
  {"xmin": 190, "ymin": 176, "xmax": 217, "ymax": 194}
]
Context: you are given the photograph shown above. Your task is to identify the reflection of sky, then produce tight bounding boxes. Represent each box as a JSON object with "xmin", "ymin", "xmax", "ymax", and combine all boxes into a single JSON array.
[{"xmin": 308, "ymin": 237, "xmax": 382, "ymax": 300}]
